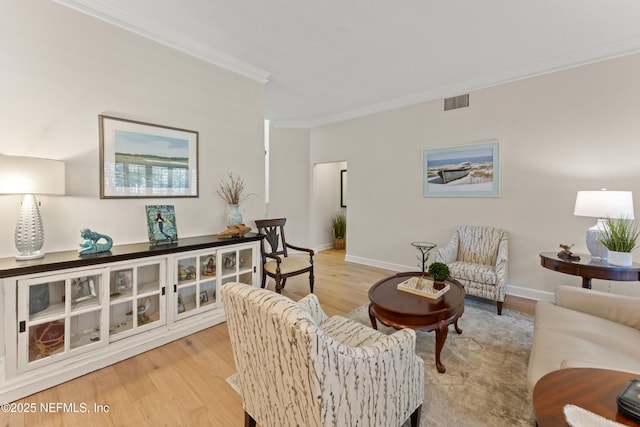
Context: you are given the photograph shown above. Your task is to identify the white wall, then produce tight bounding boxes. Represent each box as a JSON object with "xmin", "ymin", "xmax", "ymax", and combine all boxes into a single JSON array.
[
  {"xmin": 267, "ymin": 127, "xmax": 311, "ymax": 247},
  {"xmin": 287, "ymin": 53, "xmax": 640, "ymax": 300},
  {"xmin": 0, "ymin": 0, "xmax": 265, "ymax": 258}
]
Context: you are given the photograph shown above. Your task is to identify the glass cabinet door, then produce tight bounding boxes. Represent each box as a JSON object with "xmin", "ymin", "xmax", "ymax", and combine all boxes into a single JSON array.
[
  {"xmin": 175, "ymin": 250, "xmax": 218, "ymax": 320},
  {"xmin": 17, "ymin": 268, "xmax": 108, "ymax": 372},
  {"xmin": 219, "ymin": 245, "xmax": 257, "ymax": 287},
  {"xmin": 109, "ymin": 259, "xmax": 165, "ymax": 341}
]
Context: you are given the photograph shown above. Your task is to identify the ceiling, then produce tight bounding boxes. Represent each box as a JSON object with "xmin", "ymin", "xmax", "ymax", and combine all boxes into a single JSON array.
[{"xmin": 56, "ymin": 0, "xmax": 640, "ymax": 128}]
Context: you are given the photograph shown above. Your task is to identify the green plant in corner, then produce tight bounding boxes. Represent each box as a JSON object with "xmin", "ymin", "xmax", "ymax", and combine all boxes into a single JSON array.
[
  {"xmin": 331, "ymin": 211, "xmax": 347, "ymax": 249},
  {"xmin": 598, "ymin": 216, "xmax": 640, "ymax": 253},
  {"xmin": 331, "ymin": 211, "xmax": 346, "ymax": 239},
  {"xmin": 427, "ymin": 262, "xmax": 451, "ymax": 283}
]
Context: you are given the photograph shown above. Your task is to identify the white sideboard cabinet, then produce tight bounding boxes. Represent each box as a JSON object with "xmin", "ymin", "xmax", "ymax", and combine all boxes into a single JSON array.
[{"xmin": 0, "ymin": 233, "xmax": 262, "ymax": 403}]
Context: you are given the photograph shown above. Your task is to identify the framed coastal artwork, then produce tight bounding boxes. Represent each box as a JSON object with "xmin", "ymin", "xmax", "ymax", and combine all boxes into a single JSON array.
[
  {"xmin": 146, "ymin": 205, "xmax": 178, "ymax": 244},
  {"xmin": 423, "ymin": 140, "xmax": 500, "ymax": 197},
  {"xmin": 99, "ymin": 115, "xmax": 199, "ymax": 198}
]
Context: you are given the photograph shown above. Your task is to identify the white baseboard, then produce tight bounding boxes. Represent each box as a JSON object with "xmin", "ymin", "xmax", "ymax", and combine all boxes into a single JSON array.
[
  {"xmin": 344, "ymin": 254, "xmax": 414, "ymax": 272},
  {"xmin": 505, "ymin": 284, "xmax": 553, "ymax": 302},
  {"xmin": 344, "ymin": 254, "xmax": 553, "ymax": 302},
  {"xmin": 314, "ymin": 243, "xmax": 334, "ymax": 253}
]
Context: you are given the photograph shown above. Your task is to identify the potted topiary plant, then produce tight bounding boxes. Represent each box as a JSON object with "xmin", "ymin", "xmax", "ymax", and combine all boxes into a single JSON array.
[
  {"xmin": 598, "ymin": 216, "xmax": 640, "ymax": 266},
  {"xmin": 427, "ymin": 261, "xmax": 451, "ymax": 289},
  {"xmin": 331, "ymin": 211, "xmax": 347, "ymax": 250}
]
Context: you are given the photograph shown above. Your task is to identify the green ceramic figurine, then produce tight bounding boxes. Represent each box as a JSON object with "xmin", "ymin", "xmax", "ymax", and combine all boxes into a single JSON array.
[{"xmin": 78, "ymin": 228, "xmax": 113, "ymax": 254}]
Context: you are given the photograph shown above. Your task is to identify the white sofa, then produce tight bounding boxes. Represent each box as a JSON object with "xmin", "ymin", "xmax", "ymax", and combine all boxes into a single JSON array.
[{"xmin": 527, "ymin": 285, "xmax": 640, "ymax": 393}]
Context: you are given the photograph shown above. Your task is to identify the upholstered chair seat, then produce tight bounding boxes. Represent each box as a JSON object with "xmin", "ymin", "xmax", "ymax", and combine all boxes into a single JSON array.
[
  {"xmin": 255, "ymin": 218, "xmax": 315, "ymax": 293},
  {"xmin": 222, "ymin": 282, "xmax": 425, "ymax": 427},
  {"xmin": 263, "ymin": 256, "xmax": 310, "ymax": 276},
  {"xmin": 429, "ymin": 225, "xmax": 508, "ymax": 314}
]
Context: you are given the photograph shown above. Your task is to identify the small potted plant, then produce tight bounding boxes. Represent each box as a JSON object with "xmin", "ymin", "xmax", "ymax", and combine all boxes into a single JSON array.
[
  {"xmin": 331, "ymin": 211, "xmax": 347, "ymax": 250},
  {"xmin": 427, "ymin": 262, "xmax": 451, "ymax": 289},
  {"xmin": 598, "ymin": 216, "xmax": 640, "ymax": 266}
]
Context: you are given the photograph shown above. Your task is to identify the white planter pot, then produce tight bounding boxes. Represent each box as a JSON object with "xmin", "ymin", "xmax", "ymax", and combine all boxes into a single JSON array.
[{"xmin": 608, "ymin": 250, "xmax": 633, "ymax": 266}]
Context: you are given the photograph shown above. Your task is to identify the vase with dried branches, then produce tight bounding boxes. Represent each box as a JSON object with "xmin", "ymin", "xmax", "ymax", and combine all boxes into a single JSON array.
[{"xmin": 217, "ymin": 173, "xmax": 254, "ymax": 226}]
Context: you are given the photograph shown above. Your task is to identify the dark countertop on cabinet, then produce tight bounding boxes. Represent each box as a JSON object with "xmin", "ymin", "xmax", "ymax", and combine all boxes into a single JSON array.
[{"xmin": 0, "ymin": 233, "xmax": 264, "ymax": 278}]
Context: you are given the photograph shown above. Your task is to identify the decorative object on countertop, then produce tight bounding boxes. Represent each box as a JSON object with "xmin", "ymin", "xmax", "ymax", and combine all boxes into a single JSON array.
[
  {"xmin": 427, "ymin": 262, "xmax": 450, "ymax": 290},
  {"xmin": 78, "ymin": 229, "xmax": 113, "ymax": 255},
  {"xmin": 557, "ymin": 244, "xmax": 580, "ymax": 261},
  {"xmin": 573, "ymin": 189, "xmax": 634, "ymax": 260},
  {"xmin": 218, "ymin": 224, "xmax": 252, "ymax": 238},
  {"xmin": 331, "ymin": 211, "xmax": 346, "ymax": 249},
  {"xmin": 0, "ymin": 155, "xmax": 66, "ymax": 260},
  {"xmin": 145, "ymin": 205, "xmax": 178, "ymax": 244},
  {"xmin": 217, "ymin": 172, "xmax": 255, "ymax": 226},
  {"xmin": 598, "ymin": 216, "xmax": 639, "ymax": 267}
]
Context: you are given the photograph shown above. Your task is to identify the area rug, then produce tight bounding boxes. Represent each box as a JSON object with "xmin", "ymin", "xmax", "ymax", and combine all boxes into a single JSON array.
[{"xmin": 226, "ymin": 298, "xmax": 535, "ymax": 427}]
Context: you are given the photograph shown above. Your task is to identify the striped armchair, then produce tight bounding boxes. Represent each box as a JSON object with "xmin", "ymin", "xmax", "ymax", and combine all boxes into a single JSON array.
[
  {"xmin": 221, "ymin": 282, "xmax": 424, "ymax": 427},
  {"xmin": 429, "ymin": 225, "xmax": 508, "ymax": 315}
]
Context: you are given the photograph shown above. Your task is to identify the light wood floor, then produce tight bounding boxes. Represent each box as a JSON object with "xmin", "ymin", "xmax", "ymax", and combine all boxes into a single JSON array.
[{"xmin": 4, "ymin": 249, "xmax": 535, "ymax": 426}]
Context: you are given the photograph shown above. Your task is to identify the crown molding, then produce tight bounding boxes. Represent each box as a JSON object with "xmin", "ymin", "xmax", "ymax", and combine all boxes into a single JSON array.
[
  {"xmin": 54, "ymin": 0, "xmax": 271, "ymax": 84},
  {"xmin": 273, "ymin": 41, "xmax": 640, "ymax": 129}
]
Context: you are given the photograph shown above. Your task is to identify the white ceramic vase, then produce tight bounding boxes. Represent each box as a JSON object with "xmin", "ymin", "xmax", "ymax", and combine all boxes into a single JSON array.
[
  {"xmin": 227, "ymin": 204, "xmax": 243, "ymax": 226},
  {"xmin": 607, "ymin": 250, "xmax": 633, "ymax": 266}
]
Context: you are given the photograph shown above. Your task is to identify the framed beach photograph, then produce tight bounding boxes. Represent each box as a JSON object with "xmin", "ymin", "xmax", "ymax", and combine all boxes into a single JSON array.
[
  {"xmin": 423, "ymin": 140, "xmax": 500, "ymax": 197},
  {"xmin": 146, "ymin": 205, "xmax": 178, "ymax": 243},
  {"xmin": 99, "ymin": 115, "xmax": 199, "ymax": 198}
]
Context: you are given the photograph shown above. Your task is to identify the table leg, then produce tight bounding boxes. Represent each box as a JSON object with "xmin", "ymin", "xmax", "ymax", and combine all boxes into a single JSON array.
[
  {"xmin": 581, "ymin": 277, "xmax": 592, "ymax": 289},
  {"xmin": 454, "ymin": 318, "xmax": 463, "ymax": 334},
  {"xmin": 368, "ymin": 304, "xmax": 378, "ymax": 330},
  {"xmin": 434, "ymin": 320, "xmax": 448, "ymax": 373}
]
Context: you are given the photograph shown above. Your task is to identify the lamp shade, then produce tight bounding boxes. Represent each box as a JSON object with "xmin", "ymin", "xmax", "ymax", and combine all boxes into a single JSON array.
[
  {"xmin": 0, "ymin": 156, "xmax": 65, "ymax": 195},
  {"xmin": 573, "ymin": 190, "xmax": 634, "ymax": 219}
]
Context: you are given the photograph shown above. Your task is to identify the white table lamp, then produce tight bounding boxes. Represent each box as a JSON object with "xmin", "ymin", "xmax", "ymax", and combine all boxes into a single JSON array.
[
  {"xmin": 0, "ymin": 156, "xmax": 66, "ymax": 260},
  {"xmin": 573, "ymin": 189, "xmax": 634, "ymax": 260}
]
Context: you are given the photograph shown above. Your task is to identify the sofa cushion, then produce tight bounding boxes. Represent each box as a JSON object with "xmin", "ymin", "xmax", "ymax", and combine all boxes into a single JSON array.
[
  {"xmin": 449, "ymin": 261, "xmax": 497, "ymax": 285},
  {"xmin": 527, "ymin": 300, "xmax": 640, "ymax": 393}
]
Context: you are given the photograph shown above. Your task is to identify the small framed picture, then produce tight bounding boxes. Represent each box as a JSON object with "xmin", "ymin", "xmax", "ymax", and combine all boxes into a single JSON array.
[
  {"xmin": 146, "ymin": 205, "xmax": 178, "ymax": 243},
  {"xmin": 71, "ymin": 278, "xmax": 97, "ymax": 303},
  {"xmin": 199, "ymin": 290, "xmax": 208, "ymax": 304},
  {"xmin": 116, "ymin": 271, "xmax": 133, "ymax": 291}
]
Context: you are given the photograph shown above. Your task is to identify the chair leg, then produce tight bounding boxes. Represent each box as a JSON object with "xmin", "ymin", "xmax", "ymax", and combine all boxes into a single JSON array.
[
  {"xmin": 309, "ymin": 267, "xmax": 315, "ymax": 293},
  {"xmin": 260, "ymin": 272, "xmax": 267, "ymax": 289},
  {"xmin": 275, "ymin": 275, "xmax": 283, "ymax": 293},
  {"xmin": 244, "ymin": 411, "xmax": 256, "ymax": 427},
  {"xmin": 497, "ymin": 301, "xmax": 503, "ymax": 315},
  {"xmin": 409, "ymin": 405, "xmax": 422, "ymax": 427}
]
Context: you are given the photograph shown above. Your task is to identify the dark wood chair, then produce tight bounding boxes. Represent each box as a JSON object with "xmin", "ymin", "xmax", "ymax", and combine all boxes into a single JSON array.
[{"xmin": 254, "ymin": 218, "xmax": 314, "ymax": 293}]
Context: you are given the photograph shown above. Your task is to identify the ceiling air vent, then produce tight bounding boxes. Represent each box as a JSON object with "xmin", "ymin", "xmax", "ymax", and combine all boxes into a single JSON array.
[{"xmin": 444, "ymin": 94, "xmax": 469, "ymax": 111}]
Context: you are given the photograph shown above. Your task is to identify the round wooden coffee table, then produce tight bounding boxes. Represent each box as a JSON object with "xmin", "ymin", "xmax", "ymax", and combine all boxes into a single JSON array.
[
  {"xmin": 533, "ymin": 368, "xmax": 640, "ymax": 426},
  {"xmin": 368, "ymin": 272, "xmax": 465, "ymax": 373}
]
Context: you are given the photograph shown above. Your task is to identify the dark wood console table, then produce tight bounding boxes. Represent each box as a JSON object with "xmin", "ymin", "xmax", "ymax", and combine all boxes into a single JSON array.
[
  {"xmin": 540, "ymin": 251, "xmax": 640, "ymax": 289},
  {"xmin": 0, "ymin": 233, "xmax": 263, "ymax": 278}
]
